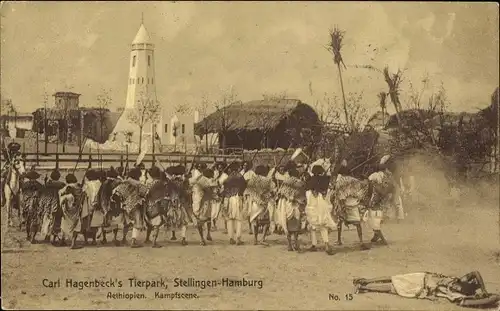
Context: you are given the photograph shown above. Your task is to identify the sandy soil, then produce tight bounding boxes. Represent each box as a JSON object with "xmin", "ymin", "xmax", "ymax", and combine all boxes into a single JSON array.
[{"xmin": 2, "ymin": 186, "xmax": 499, "ymax": 310}]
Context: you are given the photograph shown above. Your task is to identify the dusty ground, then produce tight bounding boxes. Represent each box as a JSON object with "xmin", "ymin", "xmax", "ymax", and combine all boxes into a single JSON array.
[{"xmin": 2, "ymin": 184, "xmax": 499, "ymax": 310}]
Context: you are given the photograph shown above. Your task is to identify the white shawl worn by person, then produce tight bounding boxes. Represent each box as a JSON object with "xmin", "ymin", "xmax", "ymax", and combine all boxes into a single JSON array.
[
  {"xmin": 276, "ymin": 174, "xmax": 305, "ymax": 234},
  {"xmin": 189, "ymin": 170, "xmax": 216, "ymax": 224},
  {"xmin": 247, "ymin": 169, "xmax": 277, "ymax": 224},
  {"xmin": 85, "ymin": 179, "xmax": 103, "ymax": 230}
]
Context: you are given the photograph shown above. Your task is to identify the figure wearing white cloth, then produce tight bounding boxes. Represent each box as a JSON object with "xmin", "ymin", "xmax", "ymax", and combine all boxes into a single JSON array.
[
  {"xmin": 210, "ymin": 162, "xmax": 224, "ymax": 231},
  {"xmin": 240, "ymin": 161, "xmax": 256, "ymax": 234},
  {"xmin": 305, "ymin": 165, "xmax": 336, "ymax": 255}
]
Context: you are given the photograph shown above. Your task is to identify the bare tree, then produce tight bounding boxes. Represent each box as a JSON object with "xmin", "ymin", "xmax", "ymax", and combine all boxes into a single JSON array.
[
  {"xmin": 378, "ymin": 91, "xmax": 388, "ymax": 127},
  {"xmin": 127, "ymin": 92, "xmax": 161, "ymax": 153},
  {"xmin": 96, "ymin": 88, "xmax": 112, "ymax": 143},
  {"xmin": 174, "ymin": 103, "xmax": 191, "ymax": 115},
  {"xmin": 402, "ymin": 77, "xmax": 449, "ymax": 150},
  {"xmin": 125, "ymin": 131, "xmax": 133, "ymax": 144},
  {"xmin": 197, "ymin": 95, "xmax": 214, "ymax": 152},
  {"xmin": 383, "ymin": 66, "xmax": 405, "ymax": 130},
  {"xmin": 310, "ymin": 93, "xmax": 343, "ymax": 158},
  {"xmin": 313, "ymin": 93, "xmax": 341, "ymax": 124},
  {"xmin": 259, "ymin": 92, "xmax": 289, "ymax": 149},
  {"xmin": 172, "ymin": 118, "xmax": 179, "ymax": 152},
  {"xmin": 213, "ymin": 89, "xmax": 239, "ymax": 154},
  {"xmin": 345, "ymin": 91, "xmax": 368, "ymax": 133},
  {"xmin": 43, "ymin": 91, "xmax": 49, "ymax": 154},
  {"xmin": 168, "ymin": 104, "xmax": 191, "ymax": 152},
  {"xmin": 2, "ymin": 99, "xmax": 16, "ymax": 114}
]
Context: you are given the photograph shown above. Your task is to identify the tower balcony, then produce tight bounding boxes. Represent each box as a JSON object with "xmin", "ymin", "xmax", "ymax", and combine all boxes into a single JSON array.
[{"xmin": 132, "ymin": 43, "xmax": 154, "ymax": 51}]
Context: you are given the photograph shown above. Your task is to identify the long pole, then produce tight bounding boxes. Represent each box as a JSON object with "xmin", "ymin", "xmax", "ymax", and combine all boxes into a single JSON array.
[
  {"xmin": 62, "ymin": 113, "xmax": 66, "ymax": 153},
  {"xmin": 152, "ymin": 123, "xmax": 156, "ymax": 165},
  {"xmin": 44, "ymin": 97, "xmax": 48, "ymax": 154},
  {"xmin": 36, "ymin": 122, "xmax": 39, "ymax": 165},
  {"xmin": 56, "ymin": 122, "xmax": 59, "ymax": 156},
  {"xmin": 337, "ymin": 63, "xmax": 350, "ymax": 131}
]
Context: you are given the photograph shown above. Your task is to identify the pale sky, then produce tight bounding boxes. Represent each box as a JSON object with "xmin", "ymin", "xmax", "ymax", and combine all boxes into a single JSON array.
[{"xmin": 1, "ymin": 2, "xmax": 498, "ymax": 117}]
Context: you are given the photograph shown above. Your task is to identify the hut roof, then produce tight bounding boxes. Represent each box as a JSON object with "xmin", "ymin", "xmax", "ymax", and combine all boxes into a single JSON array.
[
  {"xmin": 386, "ymin": 108, "xmax": 485, "ymax": 129},
  {"xmin": 194, "ymin": 99, "xmax": 317, "ymax": 135},
  {"xmin": 385, "ymin": 109, "xmax": 438, "ymax": 129},
  {"xmin": 53, "ymin": 92, "xmax": 80, "ymax": 97}
]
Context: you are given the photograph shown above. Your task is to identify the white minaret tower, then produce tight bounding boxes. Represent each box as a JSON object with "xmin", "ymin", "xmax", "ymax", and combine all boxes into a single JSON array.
[{"xmin": 113, "ymin": 16, "xmax": 161, "ymax": 147}]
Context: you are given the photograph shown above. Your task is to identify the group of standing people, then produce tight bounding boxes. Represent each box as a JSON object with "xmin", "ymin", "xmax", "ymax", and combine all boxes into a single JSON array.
[{"xmin": 8, "ymin": 148, "xmax": 404, "ymax": 254}]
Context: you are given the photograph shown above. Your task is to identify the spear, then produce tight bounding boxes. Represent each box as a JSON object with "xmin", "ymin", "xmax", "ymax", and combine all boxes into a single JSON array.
[{"xmin": 72, "ymin": 136, "xmax": 88, "ymax": 174}]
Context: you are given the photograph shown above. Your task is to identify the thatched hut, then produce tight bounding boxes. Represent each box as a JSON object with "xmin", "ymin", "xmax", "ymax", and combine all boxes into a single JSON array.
[{"xmin": 194, "ymin": 98, "xmax": 321, "ymax": 151}]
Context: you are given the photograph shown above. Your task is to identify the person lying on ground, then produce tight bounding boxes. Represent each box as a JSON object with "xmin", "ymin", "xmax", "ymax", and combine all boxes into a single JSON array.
[{"xmin": 353, "ymin": 271, "xmax": 500, "ymax": 308}]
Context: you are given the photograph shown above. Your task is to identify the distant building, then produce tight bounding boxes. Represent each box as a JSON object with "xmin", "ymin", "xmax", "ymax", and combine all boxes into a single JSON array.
[
  {"xmin": 0, "ymin": 99, "xmax": 33, "ymax": 138},
  {"xmin": 194, "ymin": 98, "xmax": 321, "ymax": 150},
  {"xmin": 0, "ymin": 114, "xmax": 34, "ymax": 138},
  {"xmin": 53, "ymin": 92, "xmax": 81, "ymax": 110},
  {"xmin": 111, "ymin": 19, "xmax": 199, "ymax": 150},
  {"xmin": 112, "ymin": 20, "xmax": 162, "ymax": 145},
  {"xmin": 161, "ymin": 110, "xmax": 198, "ymax": 149}
]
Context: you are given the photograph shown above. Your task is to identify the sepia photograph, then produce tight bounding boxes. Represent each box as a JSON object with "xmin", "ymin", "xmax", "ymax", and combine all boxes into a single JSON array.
[{"xmin": 1, "ymin": 1, "xmax": 499, "ymax": 310}]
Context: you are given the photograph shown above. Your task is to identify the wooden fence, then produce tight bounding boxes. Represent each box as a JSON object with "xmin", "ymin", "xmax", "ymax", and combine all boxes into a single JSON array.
[
  {"xmin": 0, "ymin": 151, "xmax": 243, "ymax": 170},
  {"xmin": 0, "ymin": 137, "xmax": 296, "ymax": 170}
]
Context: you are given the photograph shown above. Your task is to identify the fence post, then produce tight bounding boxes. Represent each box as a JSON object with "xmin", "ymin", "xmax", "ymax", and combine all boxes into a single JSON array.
[
  {"xmin": 55, "ymin": 153, "xmax": 59, "ymax": 170},
  {"xmin": 126, "ymin": 144, "xmax": 129, "ymax": 168},
  {"xmin": 89, "ymin": 153, "xmax": 92, "ymax": 168},
  {"xmin": 120, "ymin": 154, "xmax": 124, "ymax": 168}
]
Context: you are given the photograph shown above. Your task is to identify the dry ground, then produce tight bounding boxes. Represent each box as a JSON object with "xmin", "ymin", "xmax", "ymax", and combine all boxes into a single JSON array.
[{"xmin": 2, "ymin": 183, "xmax": 499, "ymax": 310}]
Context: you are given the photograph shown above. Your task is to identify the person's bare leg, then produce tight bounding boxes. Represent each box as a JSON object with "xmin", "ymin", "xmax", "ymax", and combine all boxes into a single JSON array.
[
  {"xmin": 337, "ymin": 222, "xmax": 343, "ymax": 245},
  {"xmin": 112, "ymin": 228, "xmax": 120, "ymax": 246},
  {"xmin": 355, "ymin": 277, "xmax": 392, "ymax": 285},
  {"xmin": 356, "ymin": 223, "xmax": 370, "ymax": 250},
  {"xmin": 171, "ymin": 230, "xmax": 177, "ymax": 240},
  {"xmin": 359, "ymin": 282, "xmax": 394, "ymax": 293},
  {"xmin": 206, "ymin": 221, "xmax": 212, "ymax": 241},
  {"xmin": 261, "ymin": 223, "xmax": 269, "ymax": 246}
]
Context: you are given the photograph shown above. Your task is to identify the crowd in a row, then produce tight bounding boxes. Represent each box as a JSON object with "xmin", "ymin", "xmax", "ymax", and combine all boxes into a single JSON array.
[{"xmin": 4, "ymin": 142, "xmax": 403, "ymax": 254}]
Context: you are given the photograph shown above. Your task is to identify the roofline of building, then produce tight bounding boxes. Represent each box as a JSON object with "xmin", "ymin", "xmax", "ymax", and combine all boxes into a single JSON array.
[
  {"xmin": 52, "ymin": 92, "xmax": 81, "ymax": 97},
  {"xmin": 0, "ymin": 115, "xmax": 33, "ymax": 119}
]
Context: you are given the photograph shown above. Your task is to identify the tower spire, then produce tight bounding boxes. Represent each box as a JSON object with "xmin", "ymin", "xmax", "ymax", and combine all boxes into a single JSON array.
[{"xmin": 141, "ymin": 12, "xmax": 144, "ymax": 25}]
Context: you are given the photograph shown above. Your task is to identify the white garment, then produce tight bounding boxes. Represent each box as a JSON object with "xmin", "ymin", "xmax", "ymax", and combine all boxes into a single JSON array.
[
  {"xmin": 139, "ymin": 169, "xmax": 148, "ymax": 184},
  {"xmin": 150, "ymin": 214, "xmax": 163, "ymax": 227},
  {"xmin": 211, "ymin": 201, "xmax": 221, "ymax": 220},
  {"xmin": 391, "ymin": 273, "xmax": 426, "ymax": 298},
  {"xmin": 277, "ymin": 197, "xmax": 301, "ymax": 234},
  {"xmin": 191, "ymin": 169, "xmax": 201, "ymax": 180},
  {"xmin": 243, "ymin": 170, "xmax": 256, "ymax": 181},
  {"xmin": 274, "ymin": 172, "xmax": 288, "ymax": 182},
  {"xmin": 84, "ymin": 180, "xmax": 102, "ymax": 206},
  {"xmin": 305, "ymin": 190, "xmax": 336, "ymax": 230},
  {"xmin": 367, "ymin": 210, "xmax": 383, "ymax": 230},
  {"xmin": 368, "ymin": 171, "xmax": 385, "ymax": 183},
  {"xmin": 226, "ymin": 196, "xmax": 243, "ymax": 220},
  {"xmin": 218, "ymin": 172, "xmax": 229, "ymax": 185},
  {"xmin": 83, "ymin": 180, "xmax": 102, "ymax": 218},
  {"xmin": 249, "ymin": 201, "xmax": 264, "ymax": 223}
]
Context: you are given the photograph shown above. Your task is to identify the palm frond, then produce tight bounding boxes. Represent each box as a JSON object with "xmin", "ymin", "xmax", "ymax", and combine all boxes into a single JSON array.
[{"xmin": 328, "ymin": 27, "xmax": 346, "ymax": 69}]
